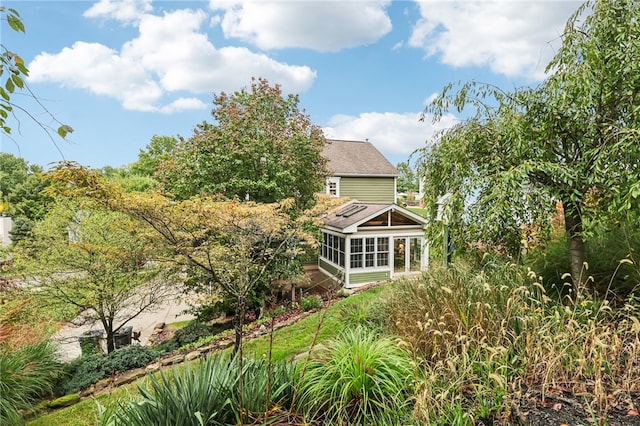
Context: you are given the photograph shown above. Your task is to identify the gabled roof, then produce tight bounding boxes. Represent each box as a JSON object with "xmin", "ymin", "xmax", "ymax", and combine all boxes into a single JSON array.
[
  {"xmin": 322, "ymin": 139, "xmax": 399, "ymax": 177},
  {"xmin": 323, "ymin": 201, "xmax": 428, "ymax": 233}
]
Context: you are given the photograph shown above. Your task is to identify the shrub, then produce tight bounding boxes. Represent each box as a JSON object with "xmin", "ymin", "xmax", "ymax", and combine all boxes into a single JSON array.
[
  {"xmin": 299, "ymin": 295, "xmax": 322, "ymax": 311},
  {"xmin": 527, "ymin": 224, "xmax": 640, "ymax": 298},
  {"xmin": 296, "ymin": 327, "xmax": 416, "ymax": 425},
  {"xmin": 104, "ymin": 344, "xmax": 160, "ymax": 374},
  {"xmin": 97, "ymin": 354, "xmax": 296, "ymax": 426},
  {"xmin": 338, "ymin": 298, "xmax": 384, "ymax": 332},
  {"xmin": 154, "ymin": 320, "xmax": 233, "ymax": 353},
  {"xmin": 61, "ymin": 345, "xmax": 159, "ymax": 394},
  {"xmin": 0, "ymin": 340, "xmax": 63, "ymax": 425}
]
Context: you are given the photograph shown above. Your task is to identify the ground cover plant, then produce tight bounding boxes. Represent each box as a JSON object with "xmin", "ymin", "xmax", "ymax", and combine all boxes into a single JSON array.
[
  {"xmin": 26, "ymin": 286, "xmax": 387, "ymax": 425},
  {"xmin": 60, "ymin": 345, "xmax": 160, "ymax": 395},
  {"xmin": 24, "ymin": 260, "xmax": 639, "ymax": 425}
]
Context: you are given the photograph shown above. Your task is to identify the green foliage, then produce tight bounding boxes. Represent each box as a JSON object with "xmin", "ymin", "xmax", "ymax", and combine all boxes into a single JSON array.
[
  {"xmin": 0, "ymin": 340, "xmax": 63, "ymax": 425},
  {"xmin": 396, "ymin": 160, "xmax": 419, "ymax": 194},
  {"xmin": 158, "ymin": 77, "xmax": 328, "ymax": 209},
  {"xmin": 419, "ymin": 0, "xmax": 640, "ymax": 290},
  {"xmin": 0, "ymin": 153, "xmax": 53, "ymax": 243},
  {"xmin": 14, "ymin": 200, "xmax": 175, "ymax": 353},
  {"xmin": 100, "ymin": 165, "xmax": 160, "ymax": 193},
  {"xmin": 130, "ymin": 135, "xmax": 178, "ymax": 177},
  {"xmin": 96, "ymin": 354, "xmax": 295, "ymax": 426},
  {"xmin": 61, "ymin": 345, "xmax": 160, "ymax": 394},
  {"xmin": 299, "ymin": 294, "xmax": 322, "ymax": 311},
  {"xmin": 296, "ymin": 327, "xmax": 416, "ymax": 425},
  {"xmin": 337, "ymin": 298, "xmax": 383, "ymax": 331},
  {"xmin": 529, "ymin": 224, "xmax": 640, "ymax": 298}
]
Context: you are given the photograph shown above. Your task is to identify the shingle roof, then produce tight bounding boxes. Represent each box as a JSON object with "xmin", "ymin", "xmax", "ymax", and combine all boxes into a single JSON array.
[
  {"xmin": 322, "ymin": 139, "xmax": 399, "ymax": 177},
  {"xmin": 323, "ymin": 202, "xmax": 391, "ymax": 230},
  {"xmin": 322, "ymin": 201, "xmax": 428, "ymax": 233}
]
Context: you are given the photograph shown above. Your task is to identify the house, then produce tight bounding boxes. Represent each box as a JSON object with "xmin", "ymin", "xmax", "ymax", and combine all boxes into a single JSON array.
[{"xmin": 318, "ymin": 140, "xmax": 429, "ymax": 288}]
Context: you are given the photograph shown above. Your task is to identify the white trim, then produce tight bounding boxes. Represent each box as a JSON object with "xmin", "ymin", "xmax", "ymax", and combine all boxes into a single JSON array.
[{"xmin": 326, "ymin": 176, "xmax": 341, "ymax": 196}]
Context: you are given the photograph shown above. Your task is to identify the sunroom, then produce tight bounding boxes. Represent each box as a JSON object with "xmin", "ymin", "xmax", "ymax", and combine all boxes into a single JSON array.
[{"xmin": 319, "ymin": 202, "xmax": 429, "ymax": 288}]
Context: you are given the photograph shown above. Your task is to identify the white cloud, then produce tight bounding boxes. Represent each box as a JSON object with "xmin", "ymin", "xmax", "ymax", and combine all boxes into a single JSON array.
[
  {"xmin": 409, "ymin": 1, "xmax": 580, "ymax": 80},
  {"xmin": 28, "ymin": 7, "xmax": 316, "ymax": 113},
  {"xmin": 159, "ymin": 98, "xmax": 208, "ymax": 114},
  {"xmin": 323, "ymin": 111, "xmax": 458, "ymax": 158},
  {"xmin": 29, "ymin": 41, "xmax": 166, "ymax": 112},
  {"xmin": 210, "ymin": 1, "xmax": 392, "ymax": 51},
  {"xmin": 84, "ymin": 0, "xmax": 153, "ymax": 23}
]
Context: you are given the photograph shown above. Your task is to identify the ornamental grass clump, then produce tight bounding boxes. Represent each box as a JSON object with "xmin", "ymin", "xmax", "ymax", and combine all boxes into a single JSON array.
[
  {"xmin": 296, "ymin": 326, "xmax": 417, "ymax": 425},
  {"xmin": 0, "ymin": 340, "xmax": 63, "ymax": 425},
  {"xmin": 97, "ymin": 353, "xmax": 296, "ymax": 426},
  {"xmin": 380, "ymin": 262, "xmax": 532, "ymax": 424},
  {"xmin": 380, "ymin": 259, "xmax": 640, "ymax": 424}
]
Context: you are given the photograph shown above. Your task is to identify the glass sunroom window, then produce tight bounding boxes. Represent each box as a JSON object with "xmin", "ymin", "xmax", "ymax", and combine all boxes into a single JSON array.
[
  {"xmin": 350, "ymin": 237, "xmax": 389, "ymax": 269},
  {"xmin": 321, "ymin": 232, "xmax": 345, "ymax": 267}
]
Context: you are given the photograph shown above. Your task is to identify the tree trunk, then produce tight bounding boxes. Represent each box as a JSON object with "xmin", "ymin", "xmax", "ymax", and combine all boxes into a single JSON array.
[
  {"xmin": 563, "ymin": 200, "xmax": 590, "ymax": 293},
  {"xmin": 105, "ymin": 330, "xmax": 115, "ymax": 353},
  {"xmin": 102, "ymin": 318, "xmax": 116, "ymax": 354}
]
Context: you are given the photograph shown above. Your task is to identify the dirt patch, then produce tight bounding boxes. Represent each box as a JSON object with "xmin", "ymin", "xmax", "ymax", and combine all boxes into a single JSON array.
[{"xmin": 513, "ymin": 386, "xmax": 640, "ymax": 425}]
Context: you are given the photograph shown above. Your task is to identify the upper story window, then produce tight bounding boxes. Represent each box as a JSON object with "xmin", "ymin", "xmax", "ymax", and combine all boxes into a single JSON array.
[{"xmin": 326, "ymin": 177, "xmax": 340, "ymax": 196}]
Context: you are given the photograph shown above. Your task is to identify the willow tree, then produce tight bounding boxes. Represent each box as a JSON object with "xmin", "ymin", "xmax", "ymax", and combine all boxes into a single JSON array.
[{"xmin": 419, "ymin": 0, "xmax": 640, "ymax": 291}]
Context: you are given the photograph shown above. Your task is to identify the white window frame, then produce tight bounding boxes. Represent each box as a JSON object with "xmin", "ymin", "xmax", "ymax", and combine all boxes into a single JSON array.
[
  {"xmin": 326, "ymin": 177, "xmax": 341, "ymax": 196},
  {"xmin": 349, "ymin": 236, "xmax": 390, "ymax": 270}
]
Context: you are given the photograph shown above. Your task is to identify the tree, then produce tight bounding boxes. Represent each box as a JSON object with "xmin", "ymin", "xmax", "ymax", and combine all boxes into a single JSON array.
[
  {"xmin": 46, "ymin": 163, "xmax": 340, "ymax": 354},
  {"xmin": 419, "ymin": 0, "xmax": 640, "ymax": 292},
  {"xmin": 14, "ymin": 199, "xmax": 176, "ymax": 353},
  {"xmin": 47, "ymin": 162, "xmax": 341, "ymax": 423},
  {"xmin": 0, "ymin": 153, "xmax": 53, "ymax": 242},
  {"xmin": 130, "ymin": 135, "xmax": 178, "ymax": 177},
  {"xmin": 158, "ymin": 78, "xmax": 328, "ymax": 209},
  {"xmin": 396, "ymin": 161, "xmax": 419, "ymax": 194},
  {"xmin": 1, "ymin": 7, "xmax": 72, "ymax": 142},
  {"xmin": 100, "ymin": 165, "xmax": 159, "ymax": 193}
]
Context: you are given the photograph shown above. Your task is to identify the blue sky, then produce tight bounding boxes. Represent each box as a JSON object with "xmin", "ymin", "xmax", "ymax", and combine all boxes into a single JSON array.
[{"xmin": 1, "ymin": 0, "xmax": 581, "ymax": 170}]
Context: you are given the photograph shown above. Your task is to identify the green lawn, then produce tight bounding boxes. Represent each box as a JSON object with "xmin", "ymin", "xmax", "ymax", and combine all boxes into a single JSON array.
[{"xmin": 28, "ymin": 285, "xmax": 389, "ymax": 426}]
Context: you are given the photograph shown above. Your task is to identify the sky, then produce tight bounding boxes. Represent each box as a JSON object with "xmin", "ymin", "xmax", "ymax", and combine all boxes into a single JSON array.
[{"xmin": 1, "ymin": 0, "xmax": 582, "ymax": 171}]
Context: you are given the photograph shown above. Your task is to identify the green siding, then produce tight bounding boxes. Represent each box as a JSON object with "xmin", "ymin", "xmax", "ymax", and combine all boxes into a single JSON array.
[
  {"xmin": 349, "ymin": 270, "xmax": 390, "ymax": 285},
  {"xmin": 319, "ymin": 259, "xmax": 341, "ymax": 276},
  {"xmin": 340, "ymin": 177, "xmax": 395, "ymax": 203}
]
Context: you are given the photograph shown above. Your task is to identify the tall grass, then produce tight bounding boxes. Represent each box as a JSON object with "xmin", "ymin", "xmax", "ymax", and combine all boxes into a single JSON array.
[
  {"xmin": 0, "ymin": 340, "xmax": 63, "ymax": 425},
  {"xmin": 380, "ymin": 260, "xmax": 640, "ymax": 424},
  {"xmin": 296, "ymin": 326, "xmax": 417, "ymax": 425}
]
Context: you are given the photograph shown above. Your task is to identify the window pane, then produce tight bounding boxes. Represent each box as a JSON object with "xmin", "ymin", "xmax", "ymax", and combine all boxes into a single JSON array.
[
  {"xmin": 366, "ymin": 237, "xmax": 375, "ymax": 253},
  {"xmin": 365, "ymin": 253, "xmax": 375, "ymax": 267},
  {"xmin": 377, "ymin": 252, "xmax": 389, "ymax": 266},
  {"xmin": 377, "ymin": 237, "xmax": 389, "ymax": 252},
  {"xmin": 351, "ymin": 238, "xmax": 363, "ymax": 253}
]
